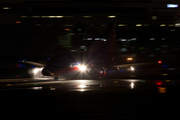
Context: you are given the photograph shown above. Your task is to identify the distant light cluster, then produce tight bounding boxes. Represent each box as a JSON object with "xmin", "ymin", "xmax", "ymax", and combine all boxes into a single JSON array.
[
  {"xmin": 83, "ymin": 38, "xmax": 106, "ymax": 41},
  {"xmin": 116, "ymin": 37, "xmax": 167, "ymax": 42},
  {"xmin": 167, "ymin": 4, "xmax": 178, "ymax": 8}
]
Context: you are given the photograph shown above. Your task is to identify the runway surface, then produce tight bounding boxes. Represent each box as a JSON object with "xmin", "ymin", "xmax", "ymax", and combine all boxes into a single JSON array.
[
  {"xmin": 1, "ymin": 77, "xmax": 180, "ymax": 119},
  {"xmin": 0, "ymin": 77, "xmax": 178, "ymax": 91}
]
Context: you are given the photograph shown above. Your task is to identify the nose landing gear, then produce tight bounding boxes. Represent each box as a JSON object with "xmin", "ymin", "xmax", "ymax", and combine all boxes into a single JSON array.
[
  {"xmin": 54, "ymin": 73, "xmax": 59, "ymax": 81},
  {"xmin": 54, "ymin": 76, "xmax": 59, "ymax": 81}
]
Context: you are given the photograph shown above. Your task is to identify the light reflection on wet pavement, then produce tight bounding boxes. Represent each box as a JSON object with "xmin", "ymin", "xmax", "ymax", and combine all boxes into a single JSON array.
[
  {"xmin": 0, "ymin": 78, "xmax": 180, "ymax": 94},
  {"xmin": 1, "ymin": 78, "xmax": 180, "ymax": 119}
]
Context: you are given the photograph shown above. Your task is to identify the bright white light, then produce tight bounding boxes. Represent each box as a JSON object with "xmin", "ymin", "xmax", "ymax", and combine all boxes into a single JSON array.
[
  {"xmin": 32, "ymin": 87, "xmax": 42, "ymax": 90},
  {"xmin": 167, "ymin": 4, "xmax": 178, "ymax": 8},
  {"xmin": 131, "ymin": 67, "xmax": 134, "ymax": 71},
  {"xmin": 175, "ymin": 23, "xmax": 180, "ymax": 27},
  {"xmin": 56, "ymin": 16, "xmax": 64, "ymax": 18},
  {"xmin": 130, "ymin": 83, "xmax": 134, "ymax": 89},
  {"xmin": 34, "ymin": 69, "xmax": 39, "ymax": 74},
  {"xmin": 31, "ymin": 67, "xmax": 43, "ymax": 78},
  {"xmin": 108, "ymin": 16, "xmax": 116, "ymax": 18},
  {"xmin": 121, "ymin": 39, "xmax": 126, "ymax": 41},
  {"xmin": 79, "ymin": 89, "xmax": 85, "ymax": 92},
  {"xmin": 48, "ymin": 16, "xmax": 56, "ymax": 18},
  {"xmin": 78, "ymin": 85, "xmax": 86, "ymax": 88},
  {"xmin": 43, "ymin": 16, "xmax": 64, "ymax": 18},
  {"xmin": 78, "ymin": 65, "xmax": 86, "ymax": 71}
]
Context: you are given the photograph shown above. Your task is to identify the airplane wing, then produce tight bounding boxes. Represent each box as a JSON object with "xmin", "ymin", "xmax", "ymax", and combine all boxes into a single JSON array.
[
  {"xmin": 22, "ymin": 60, "xmax": 45, "ymax": 67},
  {"xmin": 112, "ymin": 62, "xmax": 156, "ymax": 69}
]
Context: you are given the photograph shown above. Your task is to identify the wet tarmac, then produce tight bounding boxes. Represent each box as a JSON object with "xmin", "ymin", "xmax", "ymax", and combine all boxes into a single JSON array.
[
  {"xmin": 1, "ymin": 78, "xmax": 180, "ymax": 119},
  {"xmin": 0, "ymin": 77, "xmax": 177, "ymax": 91}
]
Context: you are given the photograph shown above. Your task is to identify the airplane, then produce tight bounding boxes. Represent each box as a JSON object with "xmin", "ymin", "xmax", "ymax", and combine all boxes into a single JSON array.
[{"xmin": 22, "ymin": 20, "xmax": 156, "ymax": 80}]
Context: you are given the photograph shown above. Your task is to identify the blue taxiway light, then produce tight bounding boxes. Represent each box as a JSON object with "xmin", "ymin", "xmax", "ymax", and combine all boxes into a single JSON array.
[{"xmin": 163, "ymin": 65, "xmax": 168, "ymax": 67}]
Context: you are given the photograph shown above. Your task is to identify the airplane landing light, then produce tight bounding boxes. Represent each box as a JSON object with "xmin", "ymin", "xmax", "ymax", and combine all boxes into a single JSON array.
[
  {"xmin": 78, "ymin": 65, "xmax": 87, "ymax": 71},
  {"xmin": 30, "ymin": 67, "xmax": 44, "ymax": 78},
  {"xmin": 32, "ymin": 67, "xmax": 43, "ymax": 74},
  {"xmin": 130, "ymin": 66, "xmax": 135, "ymax": 71}
]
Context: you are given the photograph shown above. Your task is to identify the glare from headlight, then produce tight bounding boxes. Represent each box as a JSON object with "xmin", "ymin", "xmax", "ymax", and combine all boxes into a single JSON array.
[
  {"xmin": 78, "ymin": 65, "xmax": 86, "ymax": 71},
  {"xmin": 33, "ymin": 69, "xmax": 39, "ymax": 74},
  {"xmin": 78, "ymin": 84, "xmax": 86, "ymax": 88},
  {"xmin": 29, "ymin": 67, "xmax": 44, "ymax": 79},
  {"xmin": 130, "ymin": 66, "xmax": 134, "ymax": 71},
  {"xmin": 32, "ymin": 67, "xmax": 43, "ymax": 74}
]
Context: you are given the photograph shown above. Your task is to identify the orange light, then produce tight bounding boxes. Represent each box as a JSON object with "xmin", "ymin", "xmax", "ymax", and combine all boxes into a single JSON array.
[
  {"xmin": 16, "ymin": 21, "xmax": 21, "ymax": 23},
  {"xmin": 158, "ymin": 61, "xmax": 162, "ymax": 63},
  {"xmin": 65, "ymin": 28, "xmax": 70, "ymax": 31},
  {"xmin": 158, "ymin": 87, "xmax": 166, "ymax": 93}
]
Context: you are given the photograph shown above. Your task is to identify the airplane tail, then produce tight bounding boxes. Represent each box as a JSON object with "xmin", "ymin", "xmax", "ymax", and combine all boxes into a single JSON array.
[
  {"xmin": 87, "ymin": 19, "xmax": 117, "ymax": 66},
  {"xmin": 105, "ymin": 19, "xmax": 117, "ymax": 54},
  {"xmin": 104, "ymin": 19, "xmax": 117, "ymax": 66}
]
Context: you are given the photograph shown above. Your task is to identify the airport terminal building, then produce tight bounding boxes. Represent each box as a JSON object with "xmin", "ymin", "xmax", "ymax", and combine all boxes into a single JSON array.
[{"xmin": 0, "ymin": 0, "xmax": 180, "ymax": 55}]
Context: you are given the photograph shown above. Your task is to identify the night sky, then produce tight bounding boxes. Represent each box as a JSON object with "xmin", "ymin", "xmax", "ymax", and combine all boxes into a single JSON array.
[
  {"xmin": 0, "ymin": 0, "xmax": 179, "ymax": 57},
  {"xmin": 0, "ymin": 0, "xmax": 179, "ymax": 3}
]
